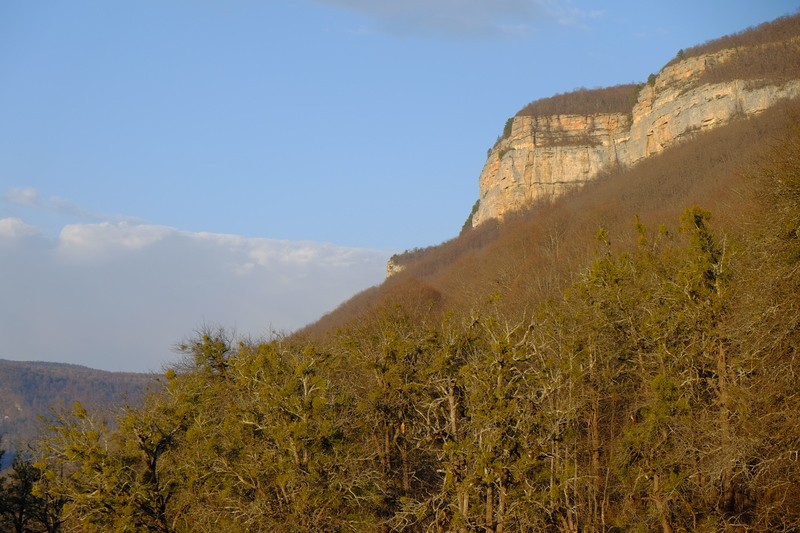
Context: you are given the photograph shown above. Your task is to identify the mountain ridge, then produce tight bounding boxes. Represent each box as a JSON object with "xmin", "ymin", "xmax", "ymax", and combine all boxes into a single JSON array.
[
  {"xmin": 471, "ymin": 13, "xmax": 800, "ymax": 227},
  {"xmin": 0, "ymin": 358, "xmax": 153, "ymax": 462}
]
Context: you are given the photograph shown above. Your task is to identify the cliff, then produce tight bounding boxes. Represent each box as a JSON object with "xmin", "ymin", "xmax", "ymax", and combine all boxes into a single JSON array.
[{"xmin": 471, "ymin": 37, "xmax": 800, "ymax": 226}]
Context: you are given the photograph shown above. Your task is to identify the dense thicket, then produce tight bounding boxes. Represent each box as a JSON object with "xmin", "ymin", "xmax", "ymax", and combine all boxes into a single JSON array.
[
  {"xmin": 14, "ymin": 108, "xmax": 800, "ymax": 531},
  {"xmin": 0, "ymin": 452, "xmax": 63, "ymax": 532}
]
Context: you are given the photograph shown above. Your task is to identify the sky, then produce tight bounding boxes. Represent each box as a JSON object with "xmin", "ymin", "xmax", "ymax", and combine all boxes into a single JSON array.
[{"xmin": 1, "ymin": 1, "xmax": 797, "ymax": 372}]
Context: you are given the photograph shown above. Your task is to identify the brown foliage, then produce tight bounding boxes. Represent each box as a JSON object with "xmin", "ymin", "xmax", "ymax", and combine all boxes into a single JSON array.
[
  {"xmin": 515, "ymin": 83, "xmax": 642, "ymax": 118},
  {"xmin": 694, "ymin": 40, "xmax": 800, "ymax": 88},
  {"xmin": 666, "ymin": 13, "xmax": 800, "ymax": 66},
  {"xmin": 664, "ymin": 13, "xmax": 800, "ymax": 92},
  {"xmin": 513, "ymin": 14, "xmax": 800, "ymax": 122}
]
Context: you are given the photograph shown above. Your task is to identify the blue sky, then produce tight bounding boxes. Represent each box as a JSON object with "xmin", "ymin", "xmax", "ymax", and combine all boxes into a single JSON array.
[{"xmin": 1, "ymin": 0, "xmax": 796, "ymax": 372}]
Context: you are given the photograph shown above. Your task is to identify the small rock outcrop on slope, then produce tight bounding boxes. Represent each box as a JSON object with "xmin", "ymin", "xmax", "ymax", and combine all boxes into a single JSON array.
[{"xmin": 472, "ymin": 26, "xmax": 800, "ymax": 227}]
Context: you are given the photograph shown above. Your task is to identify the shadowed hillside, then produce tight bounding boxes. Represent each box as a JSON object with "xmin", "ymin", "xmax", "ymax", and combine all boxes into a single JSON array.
[{"xmin": 0, "ymin": 359, "xmax": 154, "ymax": 459}]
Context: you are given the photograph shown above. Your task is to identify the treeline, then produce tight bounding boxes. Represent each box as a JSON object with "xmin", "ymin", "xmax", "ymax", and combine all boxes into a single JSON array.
[
  {"xmin": 666, "ymin": 13, "xmax": 800, "ymax": 92},
  {"xmin": 682, "ymin": 15, "xmax": 800, "ymax": 92},
  {"xmin": 9, "ymin": 118, "xmax": 800, "ymax": 531},
  {"xmin": 389, "ymin": 246, "xmax": 438, "ymax": 270},
  {"xmin": 666, "ymin": 13, "xmax": 800, "ymax": 66},
  {"xmin": 515, "ymin": 84, "xmax": 641, "ymax": 118},
  {"xmin": 513, "ymin": 13, "xmax": 800, "ymax": 121}
]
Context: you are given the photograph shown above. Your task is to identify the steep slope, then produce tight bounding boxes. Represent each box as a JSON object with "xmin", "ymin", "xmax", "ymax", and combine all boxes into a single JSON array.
[
  {"xmin": 303, "ymin": 97, "xmax": 800, "ymax": 337},
  {"xmin": 472, "ymin": 13, "xmax": 800, "ymax": 226}
]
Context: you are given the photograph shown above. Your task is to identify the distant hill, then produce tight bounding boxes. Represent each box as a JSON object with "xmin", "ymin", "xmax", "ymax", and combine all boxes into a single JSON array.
[{"xmin": 0, "ymin": 359, "xmax": 156, "ymax": 459}]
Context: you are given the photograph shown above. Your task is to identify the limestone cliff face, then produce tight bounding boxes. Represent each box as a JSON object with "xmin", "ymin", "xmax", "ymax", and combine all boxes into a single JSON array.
[
  {"xmin": 471, "ymin": 47, "xmax": 800, "ymax": 226},
  {"xmin": 474, "ymin": 113, "xmax": 630, "ymax": 226}
]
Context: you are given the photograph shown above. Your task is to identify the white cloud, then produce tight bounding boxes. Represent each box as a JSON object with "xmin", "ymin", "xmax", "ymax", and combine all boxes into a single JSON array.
[
  {"xmin": 0, "ymin": 219, "xmax": 389, "ymax": 372},
  {"xmin": 312, "ymin": 0, "xmax": 599, "ymax": 38},
  {"xmin": 0, "ymin": 217, "xmax": 41, "ymax": 239},
  {"xmin": 59, "ymin": 222, "xmax": 173, "ymax": 251}
]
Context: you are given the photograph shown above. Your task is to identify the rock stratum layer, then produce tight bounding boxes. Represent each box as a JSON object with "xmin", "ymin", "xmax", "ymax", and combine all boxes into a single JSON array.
[{"xmin": 472, "ymin": 46, "xmax": 800, "ymax": 227}]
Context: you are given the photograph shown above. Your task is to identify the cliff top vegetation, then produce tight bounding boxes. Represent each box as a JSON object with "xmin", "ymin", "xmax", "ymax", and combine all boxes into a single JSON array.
[
  {"xmin": 665, "ymin": 12, "xmax": 800, "ymax": 66},
  {"xmin": 514, "ymin": 13, "xmax": 800, "ymax": 120},
  {"xmin": 515, "ymin": 83, "xmax": 642, "ymax": 118}
]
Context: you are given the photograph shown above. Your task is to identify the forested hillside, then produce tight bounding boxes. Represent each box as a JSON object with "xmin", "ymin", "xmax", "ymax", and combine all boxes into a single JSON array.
[
  {"xmin": 0, "ymin": 360, "xmax": 152, "ymax": 454},
  {"xmin": 4, "ymin": 16, "xmax": 800, "ymax": 533},
  {"xmin": 0, "ymin": 361, "xmax": 154, "ymax": 531},
  {"xmin": 5, "ymin": 102, "xmax": 797, "ymax": 532}
]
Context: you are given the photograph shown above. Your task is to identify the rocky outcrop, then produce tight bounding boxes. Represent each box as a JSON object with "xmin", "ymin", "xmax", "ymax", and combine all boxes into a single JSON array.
[
  {"xmin": 386, "ymin": 255, "xmax": 406, "ymax": 277},
  {"xmin": 471, "ymin": 46, "xmax": 800, "ymax": 226}
]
